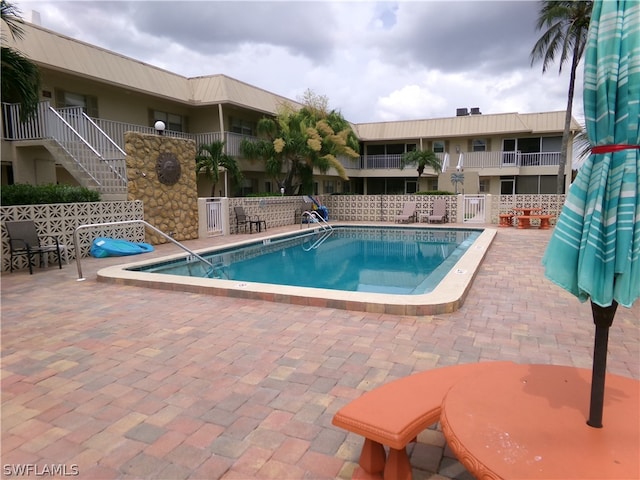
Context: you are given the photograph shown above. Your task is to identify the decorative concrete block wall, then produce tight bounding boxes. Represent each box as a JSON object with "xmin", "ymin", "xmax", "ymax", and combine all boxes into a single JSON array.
[
  {"xmin": 1, "ymin": 201, "xmax": 144, "ymax": 271},
  {"xmin": 125, "ymin": 132, "xmax": 198, "ymax": 244},
  {"xmin": 324, "ymin": 195, "xmax": 460, "ymax": 223}
]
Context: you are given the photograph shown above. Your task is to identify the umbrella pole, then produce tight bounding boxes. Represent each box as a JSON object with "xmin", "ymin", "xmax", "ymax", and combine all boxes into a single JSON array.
[{"xmin": 587, "ymin": 300, "xmax": 618, "ymax": 428}]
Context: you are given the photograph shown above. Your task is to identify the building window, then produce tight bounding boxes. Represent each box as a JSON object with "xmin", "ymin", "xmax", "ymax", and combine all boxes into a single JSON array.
[
  {"xmin": 472, "ymin": 139, "xmax": 486, "ymax": 152},
  {"xmin": 432, "ymin": 141, "xmax": 445, "ymax": 153},
  {"xmin": 153, "ymin": 110, "xmax": 185, "ymax": 132},
  {"xmin": 516, "ymin": 175, "xmax": 561, "ymax": 194},
  {"xmin": 479, "ymin": 179, "xmax": 489, "ymax": 193},
  {"xmin": 405, "ymin": 179, "xmax": 418, "ymax": 194},
  {"xmin": 323, "ymin": 180, "xmax": 335, "ymax": 194},
  {"xmin": 55, "ymin": 89, "xmax": 99, "ymax": 117},
  {"xmin": 230, "ymin": 117, "xmax": 255, "ymax": 136}
]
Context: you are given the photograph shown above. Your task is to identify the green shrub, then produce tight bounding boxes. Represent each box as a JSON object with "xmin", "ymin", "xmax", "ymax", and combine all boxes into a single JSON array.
[{"xmin": 1, "ymin": 184, "xmax": 101, "ymax": 206}]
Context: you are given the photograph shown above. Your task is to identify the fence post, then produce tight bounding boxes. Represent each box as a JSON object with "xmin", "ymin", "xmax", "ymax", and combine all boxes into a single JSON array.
[{"xmin": 485, "ymin": 194, "xmax": 494, "ymax": 224}]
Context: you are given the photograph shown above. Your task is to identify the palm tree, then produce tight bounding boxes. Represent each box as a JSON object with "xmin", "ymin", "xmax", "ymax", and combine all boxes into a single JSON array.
[
  {"xmin": 195, "ymin": 141, "xmax": 242, "ymax": 197},
  {"xmin": 240, "ymin": 93, "xmax": 359, "ymax": 195},
  {"xmin": 400, "ymin": 149, "xmax": 441, "ymax": 177},
  {"xmin": 1, "ymin": 0, "xmax": 41, "ymax": 120},
  {"xmin": 530, "ymin": 0, "xmax": 592, "ymax": 195}
]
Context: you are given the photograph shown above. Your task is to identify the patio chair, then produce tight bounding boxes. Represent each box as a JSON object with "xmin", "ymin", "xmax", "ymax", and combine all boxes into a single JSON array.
[
  {"xmin": 234, "ymin": 206, "xmax": 266, "ymax": 233},
  {"xmin": 395, "ymin": 202, "xmax": 417, "ymax": 223},
  {"xmin": 428, "ymin": 197, "xmax": 448, "ymax": 223},
  {"xmin": 5, "ymin": 220, "xmax": 64, "ymax": 274}
]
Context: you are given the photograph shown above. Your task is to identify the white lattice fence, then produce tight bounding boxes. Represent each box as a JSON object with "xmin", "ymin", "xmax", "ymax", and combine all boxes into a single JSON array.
[{"xmin": 1, "ymin": 201, "xmax": 144, "ymax": 272}]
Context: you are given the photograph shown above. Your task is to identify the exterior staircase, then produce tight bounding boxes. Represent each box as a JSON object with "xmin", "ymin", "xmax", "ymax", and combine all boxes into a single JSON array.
[{"xmin": 3, "ymin": 102, "xmax": 128, "ymax": 200}]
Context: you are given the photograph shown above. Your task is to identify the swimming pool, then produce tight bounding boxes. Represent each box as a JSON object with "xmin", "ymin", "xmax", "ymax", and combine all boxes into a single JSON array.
[
  {"xmin": 130, "ymin": 226, "xmax": 478, "ymax": 295},
  {"xmin": 97, "ymin": 224, "xmax": 497, "ymax": 315}
]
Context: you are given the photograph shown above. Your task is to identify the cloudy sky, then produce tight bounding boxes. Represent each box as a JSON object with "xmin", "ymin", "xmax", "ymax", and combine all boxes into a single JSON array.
[{"xmin": 13, "ymin": 0, "xmax": 584, "ymax": 124}]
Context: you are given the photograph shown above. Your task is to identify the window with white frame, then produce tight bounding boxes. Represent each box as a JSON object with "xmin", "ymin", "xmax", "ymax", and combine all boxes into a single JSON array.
[
  {"xmin": 479, "ymin": 179, "xmax": 489, "ymax": 192},
  {"xmin": 433, "ymin": 141, "xmax": 445, "ymax": 153}
]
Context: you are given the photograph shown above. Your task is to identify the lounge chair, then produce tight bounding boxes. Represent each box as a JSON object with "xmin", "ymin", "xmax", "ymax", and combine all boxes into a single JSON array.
[
  {"xmin": 234, "ymin": 206, "xmax": 266, "ymax": 233},
  {"xmin": 428, "ymin": 197, "xmax": 448, "ymax": 223},
  {"xmin": 5, "ymin": 220, "xmax": 64, "ymax": 274},
  {"xmin": 395, "ymin": 202, "xmax": 417, "ymax": 223}
]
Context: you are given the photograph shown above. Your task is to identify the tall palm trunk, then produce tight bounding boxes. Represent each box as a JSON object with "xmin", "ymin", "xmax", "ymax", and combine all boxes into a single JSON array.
[{"xmin": 558, "ymin": 43, "xmax": 581, "ymax": 194}]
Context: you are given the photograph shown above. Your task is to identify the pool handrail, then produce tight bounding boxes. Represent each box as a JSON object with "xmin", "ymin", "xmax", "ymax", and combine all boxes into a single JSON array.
[
  {"xmin": 300, "ymin": 210, "xmax": 332, "ymax": 231},
  {"xmin": 73, "ymin": 220, "xmax": 215, "ymax": 281}
]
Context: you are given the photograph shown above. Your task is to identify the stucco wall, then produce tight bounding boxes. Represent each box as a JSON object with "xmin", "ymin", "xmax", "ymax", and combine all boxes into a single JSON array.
[{"xmin": 125, "ymin": 132, "xmax": 198, "ymax": 244}]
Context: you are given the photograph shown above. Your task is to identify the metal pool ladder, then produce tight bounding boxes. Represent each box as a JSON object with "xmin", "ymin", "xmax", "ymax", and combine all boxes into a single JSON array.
[{"xmin": 300, "ymin": 211, "xmax": 333, "ymax": 250}]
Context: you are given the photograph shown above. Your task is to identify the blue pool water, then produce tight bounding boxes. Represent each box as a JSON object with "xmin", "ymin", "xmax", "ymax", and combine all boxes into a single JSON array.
[{"xmin": 130, "ymin": 226, "xmax": 481, "ymax": 295}]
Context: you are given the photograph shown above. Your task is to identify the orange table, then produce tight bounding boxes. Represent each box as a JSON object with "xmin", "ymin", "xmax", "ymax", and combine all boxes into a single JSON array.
[
  {"xmin": 441, "ymin": 363, "xmax": 639, "ymax": 480},
  {"xmin": 513, "ymin": 207, "xmax": 543, "ymax": 228}
]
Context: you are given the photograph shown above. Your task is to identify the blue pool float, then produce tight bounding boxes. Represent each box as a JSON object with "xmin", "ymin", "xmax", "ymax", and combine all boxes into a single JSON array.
[{"xmin": 90, "ymin": 237, "xmax": 154, "ymax": 258}]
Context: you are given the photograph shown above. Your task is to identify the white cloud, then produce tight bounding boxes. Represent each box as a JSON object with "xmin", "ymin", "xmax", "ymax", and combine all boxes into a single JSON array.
[{"xmin": 13, "ymin": 0, "xmax": 585, "ymax": 125}]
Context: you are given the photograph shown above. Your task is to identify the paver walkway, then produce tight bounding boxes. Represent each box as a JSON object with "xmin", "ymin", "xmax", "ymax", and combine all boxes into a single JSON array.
[{"xmin": 2, "ymin": 224, "xmax": 638, "ymax": 479}]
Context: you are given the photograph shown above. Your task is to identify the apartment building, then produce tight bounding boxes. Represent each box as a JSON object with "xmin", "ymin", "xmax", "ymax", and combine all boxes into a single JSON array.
[{"xmin": 1, "ymin": 21, "xmax": 581, "ymax": 200}]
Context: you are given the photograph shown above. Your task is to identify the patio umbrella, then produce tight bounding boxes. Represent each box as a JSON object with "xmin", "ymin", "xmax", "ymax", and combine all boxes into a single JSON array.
[{"xmin": 542, "ymin": 0, "xmax": 639, "ymax": 428}]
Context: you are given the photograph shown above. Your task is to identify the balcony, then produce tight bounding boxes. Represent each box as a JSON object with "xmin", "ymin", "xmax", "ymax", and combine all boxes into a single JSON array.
[
  {"xmin": 3, "ymin": 102, "xmax": 563, "ymax": 182},
  {"xmin": 2, "ymin": 102, "xmax": 259, "ymax": 156},
  {"xmin": 350, "ymin": 151, "xmax": 561, "ymax": 171}
]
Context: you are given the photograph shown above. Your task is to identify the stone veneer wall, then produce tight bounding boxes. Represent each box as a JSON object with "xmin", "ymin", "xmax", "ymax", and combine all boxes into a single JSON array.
[{"xmin": 125, "ymin": 132, "xmax": 198, "ymax": 244}]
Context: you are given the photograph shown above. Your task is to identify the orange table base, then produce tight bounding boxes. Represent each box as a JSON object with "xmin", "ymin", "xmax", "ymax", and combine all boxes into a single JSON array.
[{"xmin": 441, "ymin": 364, "xmax": 639, "ymax": 480}]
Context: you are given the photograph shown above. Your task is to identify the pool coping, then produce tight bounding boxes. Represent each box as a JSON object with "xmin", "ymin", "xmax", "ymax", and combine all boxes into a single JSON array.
[{"xmin": 96, "ymin": 224, "xmax": 497, "ymax": 316}]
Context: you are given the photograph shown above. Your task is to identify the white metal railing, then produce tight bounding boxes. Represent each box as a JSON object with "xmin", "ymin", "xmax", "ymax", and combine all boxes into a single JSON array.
[
  {"xmin": 2, "ymin": 102, "xmax": 127, "ymax": 193},
  {"xmin": 47, "ymin": 108, "xmax": 127, "ymax": 193},
  {"xmin": 356, "ymin": 151, "xmax": 561, "ymax": 170},
  {"xmin": 92, "ymin": 119, "xmax": 256, "ymax": 156},
  {"xmin": 461, "ymin": 151, "xmax": 561, "ymax": 169},
  {"xmin": 2, "ymin": 101, "xmax": 48, "ymax": 139},
  {"xmin": 358, "ymin": 152, "xmax": 450, "ymax": 171},
  {"xmin": 93, "ymin": 117, "xmax": 195, "ymax": 149}
]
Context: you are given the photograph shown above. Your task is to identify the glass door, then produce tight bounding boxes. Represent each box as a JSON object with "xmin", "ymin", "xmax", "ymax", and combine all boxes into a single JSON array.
[{"xmin": 500, "ymin": 178, "xmax": 515, "ymax": 195}]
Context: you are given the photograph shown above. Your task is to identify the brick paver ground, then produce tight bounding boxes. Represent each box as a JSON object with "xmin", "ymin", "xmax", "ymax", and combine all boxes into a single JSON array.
[{"xmin": 2, "ymin": 224, "xmax": 638, "ymax": 479}]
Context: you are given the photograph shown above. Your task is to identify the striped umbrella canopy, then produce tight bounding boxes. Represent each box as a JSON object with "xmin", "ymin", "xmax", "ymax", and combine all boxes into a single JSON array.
[{"xmin": 542, "ymin": 0, "xmax": 639, "ymax": 428}]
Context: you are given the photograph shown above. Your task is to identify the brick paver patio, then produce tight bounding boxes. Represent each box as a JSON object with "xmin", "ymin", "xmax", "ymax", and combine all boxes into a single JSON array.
[{"xmin": 2, "ymin": 224, "xmax": 638, "ymax": 479}]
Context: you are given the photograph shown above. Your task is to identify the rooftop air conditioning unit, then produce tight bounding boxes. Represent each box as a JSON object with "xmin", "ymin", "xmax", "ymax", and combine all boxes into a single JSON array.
[
  {"xmin": 470, "ymin": 107, "xmax": 482, "ymax": 115},
  {"xmin": 456, "ymin": 108, "xmax": 469, "ymax": 117}
]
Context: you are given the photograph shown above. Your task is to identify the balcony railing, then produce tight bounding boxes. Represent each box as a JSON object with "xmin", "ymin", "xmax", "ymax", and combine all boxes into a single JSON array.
[
  {"xmin": 460, "ymin": 151, "xmax": 561, "ymax": 168},
  {"xmin": 93, "ymin": 118, "xmax": 255, "ymax": 157},
  {"xmin": 354, "ymin": 152, "xmax": 448, "ymax": 171},
  {"xmin": 356, "ymin": 151, "xmax": 561, "ymax": 170}
]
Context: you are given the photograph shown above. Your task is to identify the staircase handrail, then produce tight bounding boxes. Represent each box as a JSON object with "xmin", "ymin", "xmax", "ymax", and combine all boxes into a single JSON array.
[
  {"xmin": 47, "ymin": 107, "xmax": 104, "ymax": 185},
  {"xmin": 47, "ymin": 107, "xmax": 102, "ymax": 157},
  {"xmin": 54, "ymin": 107, "xmax": 127, "ymax": 184},
  {"xmin": 300, "ymin": 210, "xmax": 333, "ymax": 231},
  {"xmin": 48, "ymin": 107, "xmax": 127, "ymax": 190},
  {"xmin": 82, "ymin": 110, "xmax": 126, "ymax": 157}
]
